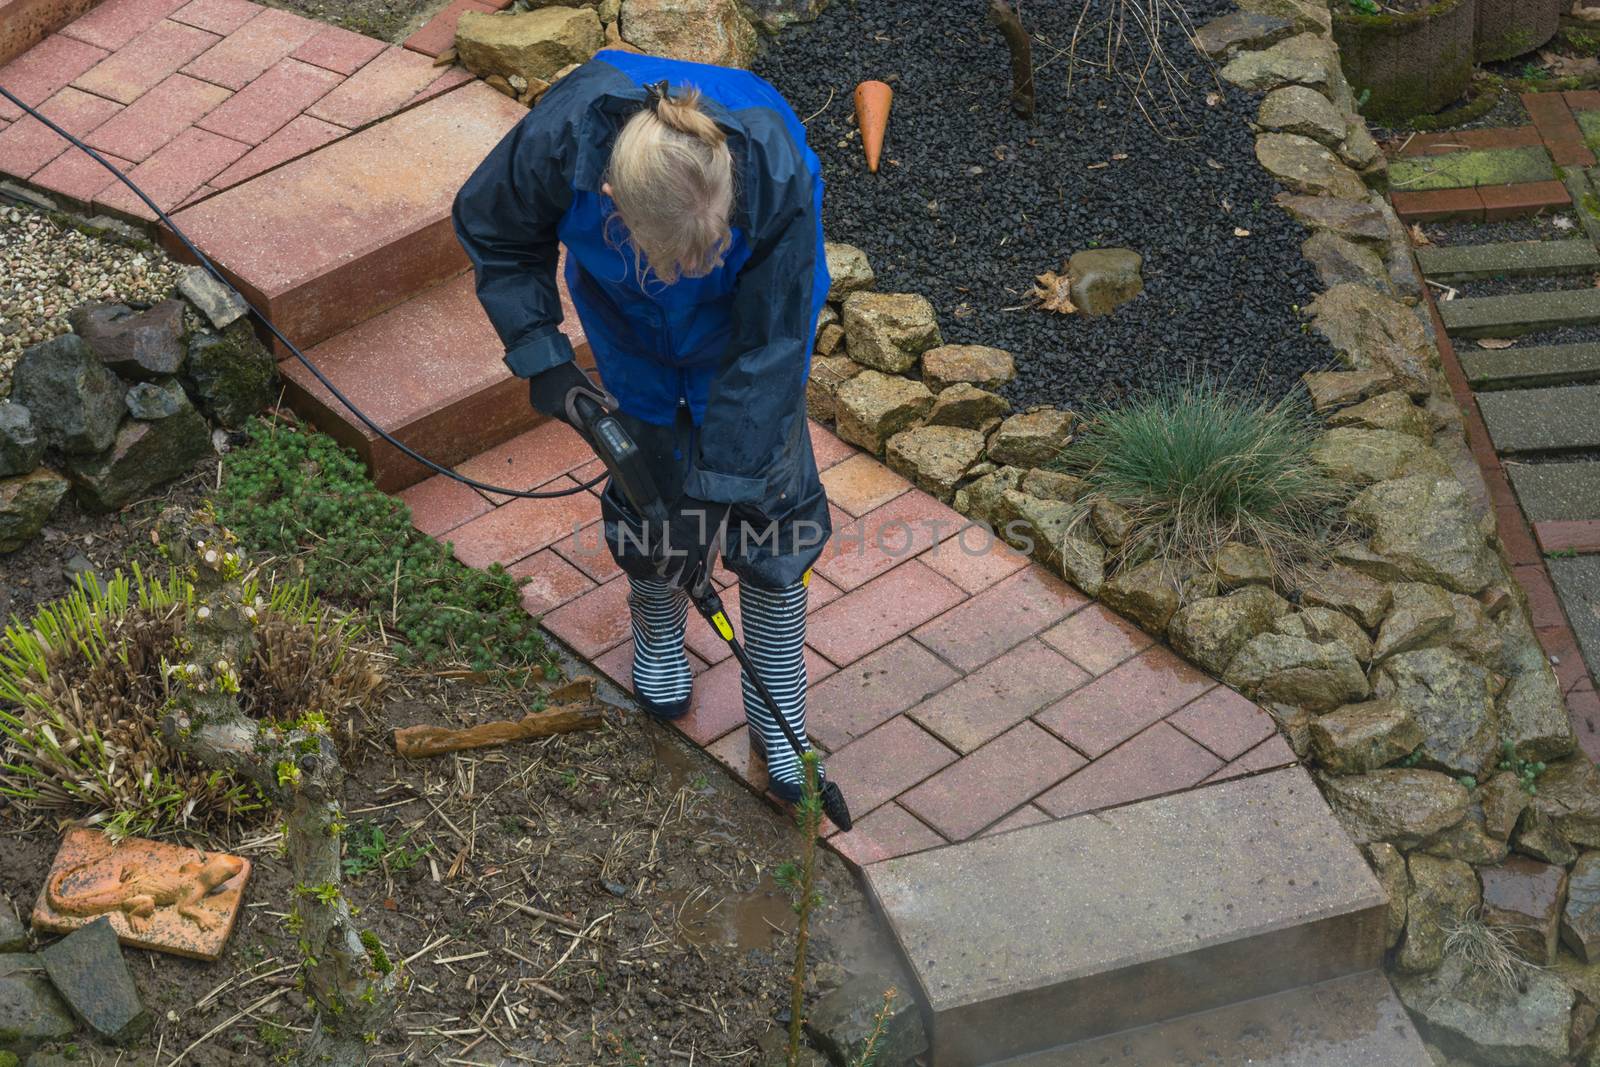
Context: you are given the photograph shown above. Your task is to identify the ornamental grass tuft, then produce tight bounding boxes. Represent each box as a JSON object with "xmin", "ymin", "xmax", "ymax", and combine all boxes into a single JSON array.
[{"xmin": 1060, "ymin": 381, "xmax": 1348, "ymax": 576}]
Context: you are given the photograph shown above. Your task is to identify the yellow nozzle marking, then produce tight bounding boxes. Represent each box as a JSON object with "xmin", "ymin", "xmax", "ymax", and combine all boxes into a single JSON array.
[
  {"xmin": 802, "ymin": 568, "xmax": 813, "ymax": 587},
  {"xmin": 712, "ymin": 611, "xmax": 734, "ymax": 641}
]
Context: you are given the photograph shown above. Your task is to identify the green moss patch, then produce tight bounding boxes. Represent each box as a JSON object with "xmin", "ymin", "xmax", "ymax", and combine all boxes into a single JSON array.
[
  {"xmin": 1577, "ymin": 108, "xmax": 1600, "ymax": 150},
  {"xmin": 1388, "ymin": 146, "xmax": 1556, "ymax": 190}
]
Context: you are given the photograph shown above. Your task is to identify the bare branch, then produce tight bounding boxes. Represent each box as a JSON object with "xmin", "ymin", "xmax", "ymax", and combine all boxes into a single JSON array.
[{"xmin": 990, "ymin": 0, "xmax": 1037, "ymax": 118}]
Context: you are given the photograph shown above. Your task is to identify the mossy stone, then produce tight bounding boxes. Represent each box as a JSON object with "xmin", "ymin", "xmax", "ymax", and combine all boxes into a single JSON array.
[
  {"xmin": 183, "ymin": 321, "xmax": 277, "ymax": 431},
  {"xmin": 1387, "ymin": 146, "xmax": 1556, "ymax": 191}
]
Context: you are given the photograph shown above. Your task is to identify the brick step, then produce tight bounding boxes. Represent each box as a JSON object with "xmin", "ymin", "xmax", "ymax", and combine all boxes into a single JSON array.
[
  {"xmin": 282, "ymin": 271, "xmax": 587, "ymax": 493},
  {"xmin": 1477, "ymin": 384, "xmax": 1600, "ymax": 453},
  {"xmin": 863, "ymin": 766, "xmax": 1386, "ymax": 1067},
  {"xmin": 0, "ymin": 0, "xmax": 96, "ymax": 66},
  {"xmin": 1458, "ymin": 341, "xmax": 1600, "ymax": 389},
  {"xmin": 1438, "ymin": 287, "xmax": 1600, "ymax": 336},
  {"xmin": 159, "ymin": 81, "xmax": 524, "ymax": 355},
  {"xmin": 1508, "ymin": 460, "xmax": 1600, "ymax": 522},
  {"xmin": 987, "ymin": 970, "xmax": 1430, "ymax": 1066},
  {"xmin": 1415, "ymin": 238, "xmax": 1600, "ymax": 281}
]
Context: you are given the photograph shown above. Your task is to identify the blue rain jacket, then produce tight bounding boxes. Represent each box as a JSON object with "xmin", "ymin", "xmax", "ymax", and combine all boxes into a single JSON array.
[{"xmin": 452, "ymin": 50, "xmax": 831, "ymax": 516}]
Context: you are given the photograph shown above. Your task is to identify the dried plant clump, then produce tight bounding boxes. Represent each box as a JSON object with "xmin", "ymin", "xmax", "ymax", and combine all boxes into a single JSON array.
[{"xmin": 1443, "ymin": 913, "xmax": 1543, "ymax": 996}]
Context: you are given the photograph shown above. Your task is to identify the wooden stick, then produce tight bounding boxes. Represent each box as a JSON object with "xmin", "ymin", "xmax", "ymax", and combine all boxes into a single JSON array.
[
  {"xmin": 990, "ymin": 0, "xmax": 1036, "ymax": 118},
  {"xmin": 394, "ymin": 695, "xmax": 605, "ymax": 759}
]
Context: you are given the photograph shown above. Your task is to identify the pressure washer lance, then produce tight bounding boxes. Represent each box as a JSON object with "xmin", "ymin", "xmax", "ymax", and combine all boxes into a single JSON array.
[{"xmin": 567, "ymin": 390, "xmax": 854, "ymax": 833}]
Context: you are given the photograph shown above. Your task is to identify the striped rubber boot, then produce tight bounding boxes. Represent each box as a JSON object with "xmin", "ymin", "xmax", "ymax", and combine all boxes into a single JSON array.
[
  {"xmin": 738, "ymin": 581, "xmax": 819, "ymax": 802},
  {"xmin": 627, "ymin": 575, "xmax": 692, "ymax": 720}
]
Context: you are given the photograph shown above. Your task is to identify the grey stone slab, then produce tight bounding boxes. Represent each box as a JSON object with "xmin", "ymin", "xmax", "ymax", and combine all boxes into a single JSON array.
[
  {"xmin": 1477, "ymin": 385, "xmax": 1600, "ymax": 453},
  {"xmin": 1550, "ymin": 556, "xmax": 1600, "ymax": 683},
  {"xmin": 1458, "ymin": 342, "xmax": 1600, "ymax": 390},
  {"xmin": 38, "ymin": 917, "xmax": 149, "ymax": 1045},
  {"xmin": 1438, "ymin": 288, "xmax": 1600, "ymax": 337},
  {"xmin": 992, "ymin": 970, "xmax": 1431, "ymax": 1066},
  {"xmin": 863, "ymin": 767, "xmax": 1387, "ymax": 1067},
  {"xmin": 1415, "ymin": 239, "xmax": 1600, "ymax": 282},
  {"xmin": 1507, "ymin": 461, "xmax": 1600, "ymax": 521}
]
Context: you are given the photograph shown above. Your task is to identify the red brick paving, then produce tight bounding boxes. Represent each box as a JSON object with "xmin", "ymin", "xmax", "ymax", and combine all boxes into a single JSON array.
[
  {"xmin": 920, "ymin": 523, "xmax": 1030, "ymax": 593},
  {"xmin": 180, "ymin": 6, "xmax": 321, "ymax": 91},
  {"xmin": 901, "ymin": 721, "xmax": 1084, "ymax": 841},
  {"xmin": 0, "ymin": 87, "xmax": 122, "ymax": 180},
  {"xmin": 1391, "ymin": 187, "xmax": 1484, "ymax": 223},
  {"xmin": 1168, "ymin": 686, "xmax": 1278, "ymax": 761},
  {"xmin": 72, "ymin": 17, "xmax": 218, "ymax": 104},
  {"xmin": 210, "ymin": 112, "xmax": 343, "ymax": 187},
  {"xmin": 455, "ymin": 420, "xmax": 597, "ymax": 505},
  {"xmin": 830, "ymin": 803, "xmax": 946, "ymax": 867},
  {"xmin": 290, "ymin": 24, "xmax": 387, "ymax": 76},
  {"xmin": 1039, "ymin": 602, "xmax": 1154, "ymax": 675},
  {"xmin": 0, "ymin": 34, "xmax": 108, "ymax": 122},
  {"xmin": 1035, "ymin": 722, "xmax": 1224, "ymax": 819},
  {"xmin": 820, "ymin": 452, "xmax": 909, "ymax": 516},
  {"xmin": 808, "ymin": 637, "xmax": 960, "ymax": 751},
  {"xmin": 1479, "ymin": 180, "xmax": 1571, "ymax": 221},
  {"xmin": 93, "ymin": 124, "xmax": 247, "ymax": 220},
  {"xmin": 1534, "ymin": 520, "xmax": 1600, "ymax": 555},
  {"xmin": 508, "ymin": 549, "xmax": 594, "ymax": 617},
  {"xmin": 911, "ymin": 565, "xmax": 1086, "ymax": 673},
  {"xmin": 26, "ymin": 142, "xmax": 129, "ymax": 204},
  {"xmin": 981, "ymin": 804, "xmax": 1051, "ymax": 837},
  {"xmin": 399, "ymin": 471, "xmax": 492, "ymax": 538},
  {"xmin": 823, "ymin": 715, "xmax": 957, "ymax": 817},
  {"xmin": 908, "ymin": 639, "xmax": 1088, "ymax": 753},
  {"xmin": 1037, "ymin": 646, "xmax": 1216, "ymax": 758},
  {"xmin": 196, "ymin": 58, "xmax": 341, "ymax": 145},
  {"xmin": 404, "ymin": 0, "xmax": 496, "ymax": 58},
  {"xmin": 170, "ymin": 0, "xmax": 262, "ymax": 35},
  {"xmin": 807, "ymin": 559, "xmax": 965, "ymax": 665},
  {"xmin": 83, "ymin": 72, "xmax": 229, "ymax": 162},
  {"xmin": 815, "ymin": 488, "xmax": 963, "ymax": 591},
  {"xmin": 551, "ymin": 519, "xmax": 622, "ymax": 585},
  {"xmin": 447, "ymin": 475, "xmax": 596, "ymax": 570},
  {"xmin": 304, "ymin": 46, "xmax": 449, "ymax": 129},
  {"xmin": 1206, "ymin": 734, "xmax": 1298, "ymax": 781},
  {"xmin": 59, "ymin": 0, "xmax": 186, "ymax": 50}
]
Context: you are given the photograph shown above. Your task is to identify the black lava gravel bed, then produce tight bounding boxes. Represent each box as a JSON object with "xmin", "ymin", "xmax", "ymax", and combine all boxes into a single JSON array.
[
  {"xmin": 1421, "ymin": 213, "xmax": 1580, "ymax": 247},
  {"xmin": 752, "ymin": 0, "xmax": 1337, "ymax": 410}
]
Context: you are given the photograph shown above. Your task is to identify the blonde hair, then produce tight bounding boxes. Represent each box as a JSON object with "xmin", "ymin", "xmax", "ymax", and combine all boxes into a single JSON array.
[{"xmin": 605, "ymin": 87, "xmax": 734, "ymax": 286}]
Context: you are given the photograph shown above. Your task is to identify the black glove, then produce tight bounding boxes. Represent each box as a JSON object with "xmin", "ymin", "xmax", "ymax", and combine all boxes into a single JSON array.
[
  {"xmin": 527, "ymin": 361, "xmax": 603, "ymax": 426},
  {"xmin": 660, "ymin": 497, "xmax": 731, "ymax": 591}
]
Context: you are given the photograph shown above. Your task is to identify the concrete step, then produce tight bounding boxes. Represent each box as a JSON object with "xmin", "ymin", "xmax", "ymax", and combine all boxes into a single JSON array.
[
  {"xmin": 1477, "ymin": 384, "xmax": 1600, "ymax": 453},
  {"xmin": 863, "ymin": 766, "xmax": 1387, "ymax": 1067},
  {"xmin": 1415, "ymin": 238, "xmax": 1600, "ymax": 281},
  {"xmin": 281, "ymin": 271, "xmax": 586, "ymax": 492},
  {"xmin": 1438, "ymin": 287, "xmax": 1600, "ymax": 336},
  {"xmin": 1507, "ymin": 460, "xmax": 1600, "ymax": 521},
  {"xmin": 1458, "ymin": 341, "xmax": 1600, "ymax": 389},
  {"xmin": 159, "ymin": 81, "xmax": 524, "ymax": 354},
  {"xmin": 1550, "ymin": 556, "xmax": 1600, "ymax": 679},
  {"xmin": 989, "ymin": 971, "xmax": 1431, "ymax": 1066}
]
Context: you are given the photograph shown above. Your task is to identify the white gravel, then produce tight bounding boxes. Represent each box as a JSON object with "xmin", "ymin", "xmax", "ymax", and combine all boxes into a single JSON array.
[{"xmin": 1, "ymin": 201, "xmax": 185, "ymax": 397}]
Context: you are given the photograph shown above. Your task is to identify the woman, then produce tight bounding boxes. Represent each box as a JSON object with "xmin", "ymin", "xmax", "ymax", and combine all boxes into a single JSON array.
[{"xmin": 452, "ymin": 50, "xmax": 833, "ymax": 803}]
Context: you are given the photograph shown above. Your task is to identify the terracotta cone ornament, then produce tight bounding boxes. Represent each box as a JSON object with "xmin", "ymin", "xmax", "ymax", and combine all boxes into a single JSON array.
[{"xmin": 854, "ymin": 80, "xmax": 893, "ymax": 173}]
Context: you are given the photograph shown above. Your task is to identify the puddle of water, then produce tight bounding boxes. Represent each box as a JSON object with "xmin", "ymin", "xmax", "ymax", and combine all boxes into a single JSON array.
[
  {"xmin": 664, "ymin": 873, "xmax": 797, "ymax": 952},
  {"xmin": 651, "ymin": 731, "xmax": 710, "ymax": 794}
]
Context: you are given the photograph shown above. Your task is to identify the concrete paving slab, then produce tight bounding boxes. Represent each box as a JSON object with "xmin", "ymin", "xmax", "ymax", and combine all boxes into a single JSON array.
[
  {"xmin": 1550, "ymin": 556, "xmax": 1600, "ymax": 681},
  {"xmin": 1439, "ymin": 288, "xmax": 1600, "ymax": 336},
  {"xmin": 1458, "ymin": 342, "xmax": 1600, "ymax": 389},
  {"xmin": 1415, "ymin": 238, "xmax": 1600, "ymax": 281},
  {"xmin": 991, "ymin": 971, "xmax": 1430, "ymax": 1066},
  {"xmin": 863, "ymin": 766, "xmax": 1387, "ymax": 1066},
  {"xmin": 1507, "ymin": 460, "xmax": 1600, "ymax": 521},
  {"xmin": 1477, "ymin": 384, "xmax": 1600, "ymax": 453},
  {"xmin": 1388, "ymin": 146, "xmax": 1555, "ymax": 191}
]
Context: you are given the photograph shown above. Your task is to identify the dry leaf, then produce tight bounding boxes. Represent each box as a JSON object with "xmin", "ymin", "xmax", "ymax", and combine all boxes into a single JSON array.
[
  {"xmin": 1087, "ymin": 161, "xmax": 1109, "ymax": 170},
  {"xmin": 1234, "ymin": 227, "xmax": 1251, "ymax": 237},
  {"xmin": 1476, "ymin": 338, "xmax": 1516, "ymax": 349},
  {"xmin": 1030, "ymin": 270, "xmax": 1077, "ymax": 314},
  {"xmin": 1555, "ymin": 215, "xmax": 1576, "ymax": 230},
  {"xmin": 1206, "ymin": 158, "xmax": 1224, "ymax": 170},
  {"xmin": 1408, "ymin": 223, "xmax": 1431, "ymax": 245},
  {"xmin": 1205, "ymin": 91, "xmax": 1221, "ymax": 106},
  {"xmin": 1111, "ymin": 152, "xmax": 1128, "ymax": 160}
]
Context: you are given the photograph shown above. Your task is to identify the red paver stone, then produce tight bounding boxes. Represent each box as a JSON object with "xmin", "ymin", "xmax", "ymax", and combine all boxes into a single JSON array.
[
  {"xmin": 1567, "ymin": 91, "xmax": 1600, "ymax": 110},
  {"xmin": 808, "ymin": 637, "xmax": 961, "ymax": 751},
  {"xmin": 411, "ymin": 64, "xmax": 474, "ymax": 105},
  {"xmin": 1515, "ymin": 564, "xmax": 1569, "ymax": 630},
  {"xmin": 400, "ymin": 472, "xmax": 492, "ymax": 537},
  {"xmin": 180, "ymin": 6, "xmax": 321, "ymax": 91},
  {"xmin": 1036, "ymin": 646, "xmax": 1217, "ymax": 758},
  {"xmin": 0, "ymin": 34, "xmax": 108, "ymax": 122},
  {"xmin": 820, "ymin": 452, "xmax": 909, "ymax": 516},
  {"xmin": 1207, "ymin": 733, "xmax": 1298, "ymax": 782},
  {"xmin": 830, "ymin": 803, "xmax": 946, "ymax": 867},
  {"xmin": 1523, "ymin": 91, "xmax": 1585, "ymax": 144},
  {"xmin": 93, "ymin": 124, "xmax": 247, "ymax": 220},
  {"xmin": 305, "ymin": 46, "xmax": 447, "ymax": 129},
  {"xmin": 507, "ymin": 549, "xmax": 594, "ymax": 617},
  {"xmin": 59, "ymin": 0, "xmax": 186, "ymax": 50},
  {"xmin": 1498, "ymin": 505, "xmax": 1541, "ymax": 568},
  {"xmin": 1535, "ymin": 520, "xmax": 1600, "ymax": 555},
  {"xmin": 1479, "ymin": 180, "xmax": 1573, "ymax": 221},
  {"xmin": 1035, "ymin": 722, "xmax": 1224, "ymax": 818},
  {"xmin": 817, "ymin": 489, "xmax": 964, "ymax": 591},
  {"xmin": 901, "ymin": 721, "xmax": 1085, "ymax": 841},
  {"xmin": 209, "ymin": 112, "xmax": 342, "ymax": 187},
  {"xmin": 404, "ymin": 0, "xmax": 495, "ymax": 58},
  {"xmin": 169, "ymin": 0, "xmax": 260, "ymax": 34},
  {"xmin": 26, "ymin": 144, "xmax": 130, "ymax": 204},
  {"xmin": 72, "ymin": 17, "xmax": 218, "ymax": 104},
  {"xmin": 1038, "ymin": 602, "xmax": 1155, "ymax": 676},
  {"xmin": 823, "ymin": 715, "xmax": 957, "ymax": 817},
  {"xmin": 809, "ymin": 421, "xmax": 856, "ymax": 470},
  {"xmin": 1548, "ymin": 143, "xmax": 1597, "ymax": 168},
  {"xmin": 980, "ymin": 804, "xmax": 1051, "ymax": 837},
  {"xmin": 806, "ymin": 572, "xmax": 842, "ymax": 613},
  {"xmin": 551, "ymin": 519, "xmax": 622, "ymax": 584},
  {"xmin": 913, "ymin": 566, "xmax": 1087, "ymax": 673},
  {"xmin": 541, "ymin": 571, "xmax": 635, "ymax": 658},
  {"xmin": 1462, "ymin": 126, "xmax": 1546, "ymax": 149},
  {"xmin": 919, "ymin": 522, "xmax": 1030, "ymax": 594},
  {"xmin": 0, "ymin": 87, "xmax": 122, "ymax": 180},
  {"xmin": 84, "ymin": 72, "xmax": 229, "ymax": 162},
  {"xmin": 447, "ymin": 477, "xmax": 596, "ymax": 570},
  {"xmin": 807, "ymin": 559, "xmax": 965, "ymax": 666},
  {"xmin": 455, "ymin": 419, "xmax": 596, "ymax": 504},
  {"xmin": 290, "ymin": 25, "xmax": 387, "ymax": 76},
  {"xmin": 196, "ymin": 57, "xmax": 341, "ymax": 144},
  {"xmin": 909, "ymin": 639, "xmax": 1090, "ymax": 753},
  {"xmin": 1391, "ymin": 187, "xmax": 1483, "ymax": 223},
  {"xmin": 1167, "ymin": 686, "xmax": 1276, "ymax": 761}
]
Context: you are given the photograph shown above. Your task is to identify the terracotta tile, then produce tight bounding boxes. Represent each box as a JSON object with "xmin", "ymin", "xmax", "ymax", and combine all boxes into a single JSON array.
[
  {"xmin": 1498, "ymin": 505, "xmax": 1541, "ymax": 568},
  {"xmin": 209, "ymin": 111, "xmax": 343, "ymax": 187},
  {"xmin": 0, "ymin": 87, "xmax": 122, "ymax": 181},
  {"xmin": 1034, "ymin": 722, "xmax": 1223, "ymax": 819},
  {"xmin": 913, "ymin": 566, "xmax": 1087, "ymax": 673},
  {"xmin": 59, "ymin": 0, "xmax": 188, "ymax": 50},
  {"xmin": 540, "ymin": 572, "xmax": 634, "ymax": 658},
  {"xmin": 1390, "ymin": 187, "xmax": 1483, "ymax": 223},
  {"xmin": 169, "ymin": 0, "xmax": 262, "ymax": 35},
  {"xmin": 1206, "ymin": 734, "xmax": 1299, "ymax": 783},
  {"xmin": 809, "ymin": 419, "xmax": 855, "ymax": 470},
  {"xmin": 676, "ymin": 647, "xmax": 835, "ymax": 747},
  {"xmin": 290, "ymin": 24, "xmax": 387, "ymax": 76},
  {"xmin": 1534, "ymin": 520, "xmax": 1600, "ymax": 555},
  {"xmin": 980, "ymin": 804, "xmax": 1051, "ymax": 838},
  {"xmin": 908, "ymin": 639, "xmax": 1090, "ymax": 754},
  {"xmin": 304, "ymin": 46, "xmax": 447, "ymax": 128},
  {"xmin": 508, "ymin": 549, "xmax": 594, "ymax": 616},
  {"xmin": 400, "ymin": 472, "xmax": 492, "ymax": 537},
  {"xmin": 820, "ymin": 452, "xmax": 910, "ymax": 517},
  {"xmin": 808, "ymin": 637, "xmax": 961, "ymax": 751},
  {"xmin": 93, "ymin": 124, "xmax": 248, "ymax": 220},
  {"xmin": 181, "ymin": 6, "xmax": 322, "ymax": 91},
  {"xmin": 807, "ymin": 559, "xmax": 966, "ymax": 666},
  {"xmin": 447, "ymin": 476, "xmax": 597, "ymax": 569},
  {"xmin": 1038, "ymin": 602, "xmax": 1154, "ymax": 676},
  {"xmin": 1479, "ymin": 180, "xmax": 1572, "ymax": 221},
  {"xmin": 27, "ymin": 144, "xmax": 130, "ymax": 205},
  {"xmin": 84, "ymin": 72, "xmax": 229, "ymax": 162},
  {"xmin": 816, "ymin": 489, "xmax": 965, "ymax": 591},
  {"xmin": 1166, "ymin": 686, "xmax": 1276, "ymax": 761},
  {"xmin": 549, "ymin": 519, "xmax": 622, "ymax": 586},
  {"xmin": 822, "ymin": 715, "xmax": 957, "ymax": 817},
  {"xmin": 404, "ymin": 0, "xmax": 494, "ymax": 58},
  {"xmin": 195, "ymin": 57, "xmax": 340, "ymax": 144},
  {"xmin": 1515, "ymin": 564, "xmax": 1568, "ymax": 630},
  {"xmin": 1035, "ymin": 646, "xmax": 1217, "ymax": 758},
  {"xmin": 900, "ymin": 721, "xmax": 1084, "ymax": 841},
  {"xmin": 829, "ymin": 803, "xmax": 947, "ymax": 868},
  {"xmin": 919, "ymin": 523, "xmax": 1031, "ymax": 594},
  {"xmin": 73, "ymin": 17, "xmax": 218, "ymax": 104},
  {"xmin": 455, "ymin": 419, "xmax": 595, "ymax": 504},
  {"xmin": 0, "ymin": 34, "xmax": 108, "ymax": 122}
]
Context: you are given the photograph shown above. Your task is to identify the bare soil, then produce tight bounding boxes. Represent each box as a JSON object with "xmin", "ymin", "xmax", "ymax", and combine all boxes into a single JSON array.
[{"xmin": 257, "ymin": 0, "xmax": 455, "ymax": 42}]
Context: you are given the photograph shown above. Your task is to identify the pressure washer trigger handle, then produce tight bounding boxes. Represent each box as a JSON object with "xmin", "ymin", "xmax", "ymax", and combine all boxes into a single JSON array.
[{"xmin": 569, "ymin": 390, "xmax": 669, "ymax": 526}]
